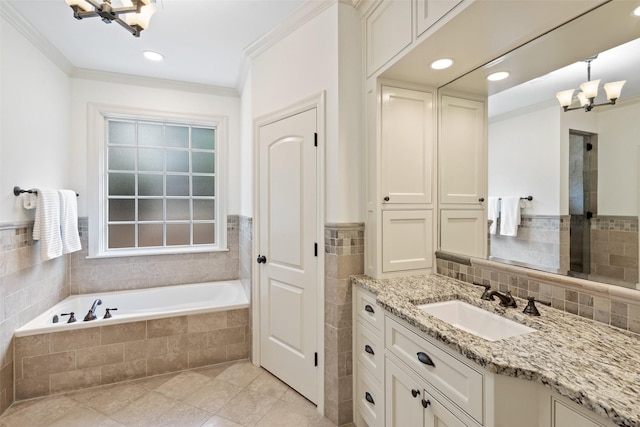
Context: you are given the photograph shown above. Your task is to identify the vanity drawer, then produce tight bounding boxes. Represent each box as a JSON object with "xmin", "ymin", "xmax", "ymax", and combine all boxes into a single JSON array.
[
  {"xmin": 385, "ymin": 316, "xmax": 483, "ymax": 424},
  {"xmin": 354, "ymin": 286, "xmax": 384, "ymax": 332},
  {"xmin": 356, "ymin": 364, "xmax": 384, "ymax": 427},
  {"xmin": 355, "ymin": 320, "xmax": 384, "ymax": 380}
]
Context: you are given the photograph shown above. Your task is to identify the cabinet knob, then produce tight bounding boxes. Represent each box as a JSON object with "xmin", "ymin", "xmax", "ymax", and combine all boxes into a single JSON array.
[
  {"xmin": 383, "ymin": 196, "xmax": 390, "ymax": 202},
  {"xmin": 411, "ymin": 389, "xmax": 420, "ymax": 398},
  {"xmin": 417, "ymin": 352, "xmax": 435, "ymax": 367},
  {"xmin": 364, "ymin": 304, "xmax": 375, "ymax": 314},
  {"xmin": 365, "ymin": 392, "xmax": 375, "ymax": 405},
  {"xmin": 421, "ymin": 399, "xmax": 431, "ymax": 408},
  {"xmin": 364, "ymin": 345, "xmax": 375, "ymax": 355},
  {"xmin": 256, "ymin": 255, "xmax": 267, "ymax": 264},
  {"xmin": 479, "ymin": 197, "xmax": 485, "ymax": 202}
]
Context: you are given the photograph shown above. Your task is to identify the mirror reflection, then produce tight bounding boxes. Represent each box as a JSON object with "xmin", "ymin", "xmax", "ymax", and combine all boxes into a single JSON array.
[{"xmin": 445, "ymin": 1, "xmax": 640, "ymax": 289}]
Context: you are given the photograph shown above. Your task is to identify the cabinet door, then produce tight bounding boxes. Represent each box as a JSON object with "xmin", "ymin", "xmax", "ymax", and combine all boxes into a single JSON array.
[
  {"xmin": 385, "ymin": 357, "xmax": 425, "ymax": 427},
  {"xmin": 439, "ymin": 95, "xmax": 486, "ymax": 205},
  {"xmin": 382, "ymin": 210, "xmax": 433, "ymax": 272},
  {"xmin": 366, "ymin": 0, "xmax": 412, "ymax": 76},
  {"xmin": 415, "ymin": 0, "xmax": 464, "ymax": 37},
  {"xmin": 553, "ymin": 399, "xmax": 607, "ymax": 427},
  {"xmin": 423, "ymin": 392, "xmax": 469, "ymax": 427},
  {"xmin": 440, "ymin": 210, "xmax": 486, "ymax": 258},
  {"xmin": 381, "ymin": 86, "xmax": 434, "ymax": 205}
]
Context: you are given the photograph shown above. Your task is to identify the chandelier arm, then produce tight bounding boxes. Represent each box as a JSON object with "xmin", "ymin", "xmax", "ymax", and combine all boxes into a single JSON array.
[
  {"xmin": 85, "ymin": 0, "xmax": 102, "ymax": 9},
  {"xmin": 113, "ymin": 16, "xmax": 142, "ymax": 37}
]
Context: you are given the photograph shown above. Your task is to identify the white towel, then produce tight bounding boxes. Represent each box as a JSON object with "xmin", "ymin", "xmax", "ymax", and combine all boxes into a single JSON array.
[
  {"xmin": 499, "ymin": 196, "xmax": 521, "ymax": 237},
  {"xmin": 33, "ymin": 189, "xmax": 63, "ymax": 261},
  {"xmin": 488, "ymin": 197, "xmax": 500, "ymax": 235},
  {"xmin": 59, "ymin": 190, "xmax": 82, "ymax": 254}
]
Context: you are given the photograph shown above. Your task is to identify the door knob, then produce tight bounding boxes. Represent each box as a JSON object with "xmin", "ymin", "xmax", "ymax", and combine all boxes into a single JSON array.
[
  {"xmin": 256, "ymin": 255, "xmax": 267, "ymax": 264},
  {"xmin": 479, "ymin": 197, "xmax": 485, "ymax": 202},
  {"xmin": 383, "ymin": 196, "xmax": 390, "ymax": 202}
]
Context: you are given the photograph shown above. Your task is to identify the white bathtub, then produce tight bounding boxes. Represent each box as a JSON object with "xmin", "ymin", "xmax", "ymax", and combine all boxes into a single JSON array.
[{"xmin": 15, "ymin": 280, "xmax": 249, "ymax": 337}]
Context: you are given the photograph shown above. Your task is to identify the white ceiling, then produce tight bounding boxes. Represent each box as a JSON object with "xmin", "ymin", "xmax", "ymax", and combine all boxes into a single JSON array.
[{"xmin": 7, "ymin": 0, "xmax": 306, "ymax": 88}]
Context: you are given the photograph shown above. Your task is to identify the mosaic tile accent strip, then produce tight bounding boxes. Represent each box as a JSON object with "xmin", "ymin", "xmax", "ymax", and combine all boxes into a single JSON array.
[{"xmin": 325, "ymin": 223, "xmax": 364, "ymax": 256}]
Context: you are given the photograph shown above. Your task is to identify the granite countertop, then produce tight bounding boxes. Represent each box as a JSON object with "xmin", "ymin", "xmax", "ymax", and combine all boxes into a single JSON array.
[{"xmin": 351, "ymin": 274, "xmax": 640, "ymax": 427}]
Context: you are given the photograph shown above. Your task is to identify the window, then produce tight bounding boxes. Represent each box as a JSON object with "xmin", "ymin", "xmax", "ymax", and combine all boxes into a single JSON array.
[{"xmin": 88, "ymin": 106, "xmax": 227, "ymax": 258}]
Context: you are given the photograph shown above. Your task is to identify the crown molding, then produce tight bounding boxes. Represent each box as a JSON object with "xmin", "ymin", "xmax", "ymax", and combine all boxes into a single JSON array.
[
  {"xmin": 71, "ymin": 68, "xmax": 239, "ymax": 97},
  {"xmin": 0, "ymin": 1, "xmax": 74, "ymax": 75},
  {"xmin": 236, "ymin": 0, "xmax": 342, "ymax": 91}
]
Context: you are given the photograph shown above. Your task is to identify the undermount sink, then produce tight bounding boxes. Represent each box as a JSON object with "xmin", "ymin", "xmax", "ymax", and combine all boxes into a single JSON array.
[{"xmin": 417, "ymin": 300, "xmax": 536, "ymax": 342}]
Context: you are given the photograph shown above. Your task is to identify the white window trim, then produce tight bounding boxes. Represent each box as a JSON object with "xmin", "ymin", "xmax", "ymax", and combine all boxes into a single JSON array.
[{"xmin": 87, "ymin": 103, "xmax": 228, "ymax": 258}]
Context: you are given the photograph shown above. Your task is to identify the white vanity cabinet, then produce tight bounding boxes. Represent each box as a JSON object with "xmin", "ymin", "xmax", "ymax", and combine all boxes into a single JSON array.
[
  {"xmin": 354, "ymin": 286, "xmax": 385, "ymax": 427},
  {"xmin": 438, "ymin": 94, "xmax": 487, "ymax": 258}
]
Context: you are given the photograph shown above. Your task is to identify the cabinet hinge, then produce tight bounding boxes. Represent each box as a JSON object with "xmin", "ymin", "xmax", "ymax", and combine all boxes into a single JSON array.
[
  {"xmin": 314, "ymin": 132, "xmax": 318, "ymax": 147},
  {"xmin": 314, "ymin": 243, "xmax": 318, "ymax": 257},
  {"xmin": 314, "ymin": 352, "xmax": 318, "ymax": 367}
]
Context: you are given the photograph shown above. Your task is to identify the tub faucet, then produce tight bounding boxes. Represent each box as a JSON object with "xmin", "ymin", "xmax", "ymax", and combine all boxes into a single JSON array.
[
  {"xmin": 84, "ymin": 299, "xmax": 102, "ymax": 321},
  {"xmin": 485, "ymin": 290, "xmax": 517, "ymax": 308}
]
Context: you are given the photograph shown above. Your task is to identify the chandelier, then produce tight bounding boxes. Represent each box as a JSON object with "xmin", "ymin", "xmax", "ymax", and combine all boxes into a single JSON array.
[
  {"xmin": 555, "ymin": 56, "xmax": 626, "ymax": 112},
  {"xmin": 64, "ymin": 0, "xmax": 156, "ymax": 37}
]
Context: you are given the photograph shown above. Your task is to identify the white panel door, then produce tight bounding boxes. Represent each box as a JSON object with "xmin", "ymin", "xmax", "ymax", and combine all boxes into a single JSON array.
[
  {"xmin": 381, "ymin": 86, "xmax": 434, "ymax": 205},
  {"xmin": 258, "ymin": 108, "xmax": 317, "ymax": 403},
  {"xmin": 439, "ymin": 96, "xmax": 486, "ymax": 205},
  {"xmin": 382, "ymin": 210, "xmax": 433, "ymax": 272},
  {"xmin": 440, "ymin": 210, "xmax": 485, "ymax": 258}
]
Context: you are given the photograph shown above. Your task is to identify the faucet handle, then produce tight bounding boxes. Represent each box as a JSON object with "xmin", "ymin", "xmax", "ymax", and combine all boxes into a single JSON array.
[
  {"xmin": 523, "ymin": 296, "xmax": 551, "ymax": 316},
  {"xmin": 472, "ymin": 282, "xmax": 492, "ymax": 300},
  {"xmin": 61, "ymin": 312, "xmax": 77, "ymax": 323},
  {"xmin": 104, "ymin": 308, "xmax": 118, "ymax": 319}
]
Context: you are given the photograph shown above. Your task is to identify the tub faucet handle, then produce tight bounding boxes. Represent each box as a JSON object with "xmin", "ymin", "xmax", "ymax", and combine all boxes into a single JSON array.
[
  {"xmin": 104, "ymin": 308, "xmax": 118, "ymax": 319},
  {"xmin": 61, "ymin": 312, "xmax": 77, "ymax": 323}
]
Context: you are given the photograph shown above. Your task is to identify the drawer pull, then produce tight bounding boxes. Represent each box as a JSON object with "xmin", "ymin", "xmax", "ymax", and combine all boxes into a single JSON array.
[
  {"xmin": 364, "ymin": 344, "xmax": 375, "ymax": 355},
  {"xmin": 417, "ymin": 352, "xmax": 435, "ymax": 367},
  {"xmin": 411, "ymin": 389, "xmax": 420, "ymax": 398},
  {"xmin": 421, "ymin": 398, "xmax": 431, "ymax": 408},
  {"xmin": 364, "ymin": 304, "xmax": 375, "ymax": 313},
  {"xmin": 365, "ymin": 392, "xmax": 375, "ymax": 405}
]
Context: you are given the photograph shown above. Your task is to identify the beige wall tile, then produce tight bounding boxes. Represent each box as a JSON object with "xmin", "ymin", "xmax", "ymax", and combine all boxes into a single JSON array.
[
  {"xmin": 147, "ymin": 316, "xmax": 188, "ymax": 338},
  {"xmin": 188, "ymin": 347, "xmax": 227, "ymax": 368},
  {"xmin": 167, "ymin": 332, "xmax": 208, "ymax": 353},
  {"xmin": 101, "ymin": 360, "xmax": 147, "ymax": 385},
  {"xmin": 15, "ymin": 374, "xmax": 50, "ymax": 400},
  {"xmin": 22, "ymin": 351, "xmax": 75, "ymax": 378},
  {"xmin": 338, "ymin": 400, "xmax": 353, "ymax": 425},
  {"xmin": 50, "ymin": 367, "xmax": 101, "ymax": 394},
  {"xmin": 209, "ymin": 326, "xmax": 245, "ymax": 346},
  {"xmin": 227, "ymin": 309, "xmax": 248, "ymax": 327},
  {"xmin": 147, "ymin": 352, "xmax": 189, "ymax": 376},
  {"xmin": 15, "ymin": 334, "xmax": 50, "ymax": 359},
  {"xmin": 124, "ymin": 337, "xmax": 167, "ymax": 361},
  {"xmin": 188, "ymin": 312, "xmax": 227, "ymax": 333},
  {"xmin": 50, "ymin": 328, "xmax": 101, "ymax": 352},
  {"xmin": 101, "ymin": 322, "xmax": 146, "ymax": 345},
  {"xmin": 226, "ymin": 342, "xmax": 249, "ymax": 361},
  {"xmin": 76, "ymin": 343, "xmax": 124, "ymax": 369}
]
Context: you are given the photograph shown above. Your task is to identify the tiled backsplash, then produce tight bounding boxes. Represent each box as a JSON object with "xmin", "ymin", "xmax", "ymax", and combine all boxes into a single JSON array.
[
  {"xmin": 436, "ymin": 252, "xmax": 640, "ymax": 334},
  {"xmin": 15, "ymin": 308, "xmax": 249, "ymax": 400},
  {"xmin": 591, "ymin": 216, "xmax": 639, "ymax": 286},
  {"xmin": 0, "ymin": 222, "xmax": 69, "ymax": 414},
  {"xmin": 69, "ymin": 217, "xmax": 240, "ymax": 294},
  {"xmin": 324, "ymin": 222, "xmax": 364, "ymax": 426}
]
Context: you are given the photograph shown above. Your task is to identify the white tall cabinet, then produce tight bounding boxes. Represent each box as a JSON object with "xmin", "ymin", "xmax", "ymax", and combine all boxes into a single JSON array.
[
  {"xmin": 367, "ymin": 84, "xmax": 436, "ymax": 278},
  {"xmin": 438, "ymin": 94, "xmax": 487, "ymax": 258}
]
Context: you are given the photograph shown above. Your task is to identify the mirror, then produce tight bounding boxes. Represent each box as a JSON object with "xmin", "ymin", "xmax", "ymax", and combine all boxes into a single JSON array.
[{"xmin": 443, "ymin": 1, "xmax": 640, "ymax": 289}]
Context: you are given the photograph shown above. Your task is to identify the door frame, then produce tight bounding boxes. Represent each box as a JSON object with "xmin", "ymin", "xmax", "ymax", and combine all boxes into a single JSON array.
[{"xmin": 252, "ymin": 92, "xmax": 326, "ymax": 412}]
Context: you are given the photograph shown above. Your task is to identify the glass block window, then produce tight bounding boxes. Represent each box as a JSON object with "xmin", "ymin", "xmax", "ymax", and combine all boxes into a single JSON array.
[{"xmin": 106, "ymin": 118, "xmax": 217, "ymax": 250}]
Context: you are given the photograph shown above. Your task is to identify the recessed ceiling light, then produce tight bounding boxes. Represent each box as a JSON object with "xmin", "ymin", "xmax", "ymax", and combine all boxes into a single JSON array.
[
  {"xmin": 633, "ymin": 6, "xmax": 640, "ymax": 16},
  {"xmin": 487, "ymin": 71, "xmax": 510, "ymax": 81},
  {"xmin": 430, "ymin": 58, "xmax": 454, "ymax": 70},
  {"xmin": 143, "ymin": 50, "xmax": 164, "ymax": 61}
]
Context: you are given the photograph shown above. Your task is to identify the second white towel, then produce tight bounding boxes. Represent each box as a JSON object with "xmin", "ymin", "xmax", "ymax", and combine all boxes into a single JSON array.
[
  {"xmin": 33, "ymin": 189, "xmax": 63, "ymax": 261},
  {"xmin": 500, "ymin": 196, "xmax": 521, "ymax": 237},
  {"xmin": 487, "ymin": 197, "xmax": 500, "ymax": 235},
  {"xmin": 59, "ymin": 190, "xmax": 82, "ymax": 254}
]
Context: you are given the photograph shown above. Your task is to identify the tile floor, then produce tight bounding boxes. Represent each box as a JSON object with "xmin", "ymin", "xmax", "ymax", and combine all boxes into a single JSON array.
[{"xmin": 0, "ymin": 360, "xmax": 346, "ymax": 427}]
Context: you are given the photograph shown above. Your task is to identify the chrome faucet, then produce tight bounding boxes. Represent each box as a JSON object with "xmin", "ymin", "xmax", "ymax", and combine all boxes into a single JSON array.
[
  {"xmin": 84, "ymin": 299, "xmax": 102, "ymax": 321},
  {"xmin": 485, "ymin": 290, "xmax": 517, "ymax": 308}
]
